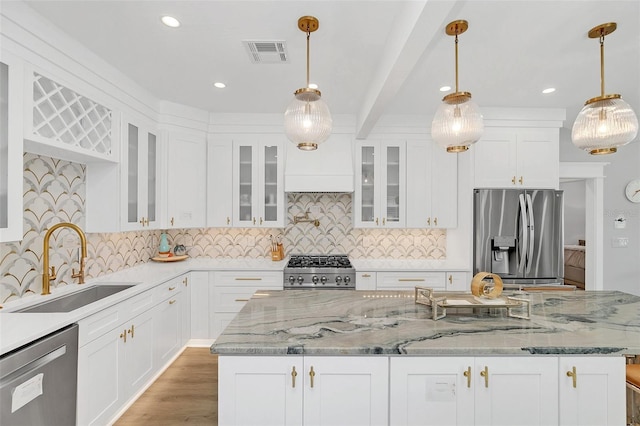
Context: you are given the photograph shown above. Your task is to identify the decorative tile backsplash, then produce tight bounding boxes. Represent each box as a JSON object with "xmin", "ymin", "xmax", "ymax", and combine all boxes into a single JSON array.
[{"xmin": 0, "ymin": 154, "xmax": 446, "ymax": 303}]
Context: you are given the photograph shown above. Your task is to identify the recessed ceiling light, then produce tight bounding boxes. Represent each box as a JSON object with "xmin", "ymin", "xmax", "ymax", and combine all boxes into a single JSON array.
[
  {"xmin": 308, "ymin": 83, "xmax": 318, "ymax": 89},
  {"xmin": 439, "ymin": 85, "xmax": 451, "ymax": 92},
  {"xmin": 213, "ymin": 82, "xmax": 226, "ymax": 89},
  {"xmin": 542, "ymin": 87, "xmax": 556, "ymax": 94},
  {"xmin": 161, "ymin": 16, "xmax": 180, "ymax": 28}
]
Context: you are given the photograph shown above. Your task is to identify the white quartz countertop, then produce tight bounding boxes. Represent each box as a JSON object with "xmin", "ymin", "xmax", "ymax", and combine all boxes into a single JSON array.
[{"xmin": 211, "ymin": 289, "xmax": 640, "ymax": 356}]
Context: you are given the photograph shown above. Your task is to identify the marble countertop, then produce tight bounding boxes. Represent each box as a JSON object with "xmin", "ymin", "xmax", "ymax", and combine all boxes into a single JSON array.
[{"xmin": 210, "ymin": 289, "xmax": 640, "ymax": 356}]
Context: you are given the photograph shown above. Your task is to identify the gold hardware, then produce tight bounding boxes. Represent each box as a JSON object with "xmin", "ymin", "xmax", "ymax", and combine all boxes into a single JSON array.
[
  {"xmin": 170, "ymin": 217, "xmax": 174, "ymax": 226},
  {"xmin": 169, "ymin": 286, "xmax": 176, "ymax": 291},
  {"xmin": 294, "ymin": 210, "xmax": 320, "ymax": 227},
  {"xmin": 512, "ymin": 176, "xmax": 516, "ymax": 184},
  {"xmin": 362, "ymin": 274, "xmax": 371, "ymax": 278},
  {"xmin": 449, "ymin": 275, "xmax": 453, "ymax": 284},
  {"xmin": 463, "ymin": 367, "xmax": 471, "ymax": 388},
  {"xmin": 375, "ymin": 217, "xmax": 379, "ymax": 226},
  {"xmin": 519, "ymin": 176, "xmax": 523, "ymax": 185},
  {"xmin": 120, "ymin": 329, "xmax": 127, "ymax": 343},
  {"xmin": 427, "ymin": 217, "xmax": 431, "ymax": 226},
  {"xmin": 566, "ymin": 366, "xmax": 577, "ymax": 388},
  {"xmin": 169, "ymin": 299, "xmax": 176, "ymax": 305},
  {"xmin": 226, "ymin": 217, "xmax": 230, "ymax": 225},
  {"xmin": 382, "ymin": 217, "xmax": 386, "ymax": 225},
  {"xmin": 480, "ymin": 366, "xmax": 489, "ymax": 388},
  {"xmin": 235, "ymin": 277, "xmax": 262, "ymax": 281},
  {"xmin": 291, "ymin": 366, "xmax": 298, "ymax": 388},
  {"xmin": 126, "ymin": 324, "xmax": 134, "ymax": 339},
  {"xmin": 234, "ymin": 299, "xmax": 250, "ymax": 302},
  {"xmin": 260, "ymin": 217, "xmax": 263, "ymax": 225},
  {"xmin": 183, "ymin": 277, "xmax": 188, "ymax": 286},
  {"xmin": 434, "ymin": 217, "xmax": 438, "ymax": 226},
  {"xmin": 399, "ymin": 278, "xmax": 425, "ymax": 282},
  {"xmin": 71, "ymin": 256, "xmax": 85, "ymax": 282},
  {"xmin": 42, "ymin": 222, "xmax": 87, "ymax": 295},
  {"xmin": 253, "ymin": 217, "xmax": 256, "ymax": 225},
  {"xmin": 144, "ymin": 217, "xmax": 149, "ymax": 226},
  {"xmin": 309, "ymin": 366, "xmax": 315, "ymax": 388},
  {"xmin": 140, "ymin": 217, "xmax": 145, "ymax": 226},
  {"xmin": 131, "ymin": 324, "xmax": 134, "ymax": 338}
]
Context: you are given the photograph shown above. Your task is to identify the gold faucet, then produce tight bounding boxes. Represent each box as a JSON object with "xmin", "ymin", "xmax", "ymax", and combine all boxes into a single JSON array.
[{"xmin": 42, "ymin": 222, "xmax": 87, "ymax": 295}]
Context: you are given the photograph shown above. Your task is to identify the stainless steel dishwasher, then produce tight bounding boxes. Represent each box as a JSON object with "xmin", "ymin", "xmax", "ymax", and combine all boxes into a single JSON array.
[{"xmin": 1, "ymin": 324, "xmax": 78, "ymax": 425}]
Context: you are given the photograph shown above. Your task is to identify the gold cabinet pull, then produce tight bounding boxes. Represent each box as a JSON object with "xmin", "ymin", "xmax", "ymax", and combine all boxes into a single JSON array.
[
  {"xmin": 183, "ymin": 277, "xmax": 188, "ymax": 286},
  {"xmin": 362, "ymin": 274, "xmax": 371, "ymax": 278},
  {"xmin": 234, "ymin": 277, "xmax": 262, "ymax": 281},
  {"xmin": 463, "ymin": 366, "xmax": 471, "ymax": 388},
  {"xmin": 434, "ymin": 217, "xmax": 438, "ymax": 226},
  {"xmin": 129, "ymin": 324, "xmax": 135, "ymax": 339},
  {"xmin": 170, "ymin": 217, "xmax": 175, "ymax": 226},
  {"xmin": 427, "ymin": 217, "xmax": 431, "ymax": 226},
  {"xmin": 168, "ymin": 286, "xmax": 176, "ymax": 291},
  {"xmin": 260, "ymin": 217, "xmax": 263, "ymax": 225},
  {"xmin": 512, "ymin": 176, "xmax": 516, "ymax": 185},
  {"xmin": 448, "ymin": 274, "xmax": 453, "ymax": 284},
  {"xmin": 382, "ymin": 217, "xmax": 386, "ymax": 225},
  {"xmin": 234, "ymin": 299, "xmax": 250, "ymax": 302},
  {"xmin": 519, "ymin": 176, "xmax": 523, "ymax": 185},
  {"xmin": 139, "ymin": 217, "xmax": 144, "ymax": 226},
  {"xmin": 291, "ymin": 366, "xmax": 298, "ymax": 388},
  {"xmin": 226, "ymin": 217, "xmax": 230, "ymax": 225},
  {"xmin": 566, "ymin": 366, "xmax": 577, "ymax": 388},
  {"xmin": 169, "ymin": 299, "xmax": 176, "ymax": 305},
  {"xmin": 375, "ymin": 217, "xmax": 379, "ymax": 226},
  {"xmin": 253, "ymin": 217, "xmax": 256, "ymax": 225},
  {"xmin": 398, "ymin": 278, "xmax": 425, "ymax": 282},
  {"xmin": 309, "ymin": 366, "xmax": 315, "ymax": 388},
  {"xmin": 120, "ymin": 329, "xmax": 127, "ymax": 343},
  {"xmin": 480, "ymin": 366, "xmax": 489, "ymax": 388}
]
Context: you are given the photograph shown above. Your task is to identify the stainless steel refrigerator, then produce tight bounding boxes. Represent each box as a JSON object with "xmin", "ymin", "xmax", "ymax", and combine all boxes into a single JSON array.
[{"xmin": 473, "ymin": 188, "xmax": 564, "ymax": 285}]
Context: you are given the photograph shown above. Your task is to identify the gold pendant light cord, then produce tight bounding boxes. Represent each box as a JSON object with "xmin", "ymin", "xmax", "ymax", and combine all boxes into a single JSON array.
[
  {"xmin": 599, "ymin": 34, "xmax": 605, "ymax": 98},
  {"xmin": 306, "ymin": 29, "xmax": 311, "ymax": 88},
  {"xmin": 454, "ymin": 33, "xmax": 459, "ymax": 93}
]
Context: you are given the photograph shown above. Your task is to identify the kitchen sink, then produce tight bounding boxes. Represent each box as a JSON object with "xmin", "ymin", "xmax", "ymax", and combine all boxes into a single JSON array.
[{"xmin": 16, "ymin": 284, "xmax": 137, "ymax": 313}]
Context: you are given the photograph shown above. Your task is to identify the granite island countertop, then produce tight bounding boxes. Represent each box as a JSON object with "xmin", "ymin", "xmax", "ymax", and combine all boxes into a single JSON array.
[{"xmin": 210, "ymin": 290, "xmax": 640, "ymax": 356}]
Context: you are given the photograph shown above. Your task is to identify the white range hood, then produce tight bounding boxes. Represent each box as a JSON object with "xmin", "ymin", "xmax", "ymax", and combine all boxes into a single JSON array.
[{"xmin": 284, "ymin": 134, "xmax": 354, "ymax": 192}]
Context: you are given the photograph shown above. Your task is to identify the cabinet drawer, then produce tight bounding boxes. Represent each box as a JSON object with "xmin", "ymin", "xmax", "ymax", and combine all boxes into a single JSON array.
[
  {"xmin": 213, "ymin": 270, "xmax": 282, "ymax": 288},
  {"xmin": 78, "ymin": 303, "xmax": 123, "ymax": 347},
  {"xmin": 376, "ymin": 272, "xmax": 446, "ymax": 290},
  {"xmin": 213, "ymin": 287, "xmax": 264, "ymax": 313},
  {"xmin": 153, "ymin": 276, "xmax": 182, "ymax": 303}
]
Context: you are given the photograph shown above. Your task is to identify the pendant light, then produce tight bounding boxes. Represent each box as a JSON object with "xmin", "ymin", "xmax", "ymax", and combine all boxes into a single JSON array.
[
  {"xmin": 284, "ymin": 16, "xmax": 332, "ymax": 151},
  {"xmin": 431, "ymin": 20, "xmax": 484, "ymax": 153},
  {"xmin": 571, "ymin": 22, "xmax": 638, "ymax": 155}
]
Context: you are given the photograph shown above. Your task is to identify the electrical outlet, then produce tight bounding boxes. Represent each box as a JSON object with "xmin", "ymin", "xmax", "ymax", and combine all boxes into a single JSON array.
[{"xmin": 611, "ymin": 237, "xmax": 629, "ymax": 248}]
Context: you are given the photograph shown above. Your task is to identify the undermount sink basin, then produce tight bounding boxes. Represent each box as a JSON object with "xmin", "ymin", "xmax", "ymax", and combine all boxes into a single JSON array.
[{"xmin": 16, "ymin": 284, "xmax": 136, "ymax": 313}]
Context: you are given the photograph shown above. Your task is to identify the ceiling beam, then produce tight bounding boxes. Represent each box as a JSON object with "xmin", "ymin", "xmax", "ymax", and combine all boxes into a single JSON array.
[{"xmin": 355, "ymin": 0, "xmax": 464, "ymax": 139}]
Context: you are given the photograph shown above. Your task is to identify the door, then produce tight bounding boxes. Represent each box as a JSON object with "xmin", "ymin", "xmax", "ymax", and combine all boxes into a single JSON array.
[
  {"xmin": 260, "ymin": 141, "xmax": 284, "ymax": 227},
  {"xmin": 524, "ymin": 189, "xmax": 563, "ymax": 281}
]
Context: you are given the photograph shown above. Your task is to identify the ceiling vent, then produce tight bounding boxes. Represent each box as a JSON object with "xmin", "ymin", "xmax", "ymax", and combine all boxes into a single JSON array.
[{"xmin": 243, "ymin": 40, "xmax": 288, "ymax": 63}]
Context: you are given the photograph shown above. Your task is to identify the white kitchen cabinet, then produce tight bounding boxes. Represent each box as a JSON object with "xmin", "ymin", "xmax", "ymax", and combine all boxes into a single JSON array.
[
  {"xmin": 210, "ymin": 270, "xmax": 283, "ymax": 339},
  {"xmin": 153, "ymin": 276, "xmax": 183, "ymax": 367},
  {"xmin": 558, "ymin": 356, "xmax": 625, "ymax": 425},
  {"xmin": 77, "ymin": 291, "xmax": 155, "ymax": 426},
  {"xmin": 473, "ymin": 127, "xmax": 559, "ymax": 189},
  {"xmin": 190, "ymin": 271, "xmax": 211, "ymax": 341},
  {"xmin": 354, "ymin": 140, "xmax": 406, "ymax": 228},
  {"xmin": 232, "ymin": 136, "xmax": 285, "ymax": 228},
  {"xmin": 0, "ymin": 50, "xmax": 24, "ymax": 242},
  {"xmin": 120, "ymin": 116, "xmax": 162, "ymax": 230},
  {"xmin": 356, "ymin": 271, "xmax": 377, "ymax": 290},
  {"xmin": 180, "ymin": 273, "xmax": 192, "ymax": 347},
  {"xmin": 376, "ymin": 271, "xmax": 446, "ymax": 290},
  {"xmin": 165, "ymin": 130, "xmax": 206, "ymax": 229},
  {"xmin": 218, "ymin": 355, "xmax": 388, "ymax": 426},
  {"xmin": 207, "ymin": 137, "xmax": 233, "ymax": 227},
  {"xmin": 406, "ymin": 139, "xmax": 458, "ymax": 229}
]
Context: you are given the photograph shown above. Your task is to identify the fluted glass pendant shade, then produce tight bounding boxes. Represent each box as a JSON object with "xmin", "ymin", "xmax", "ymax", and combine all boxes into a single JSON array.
[
  {"xmin": 284, "ymin": 16, "xmax": 332, "ymax": 151},
  {"xmin": 571, "ymin": 22, "xmax": 639, "ymax": 155},
  {"xmin": 431, "ymin": 20, "xmax": 483, "ymax": 153},
  {"xmin": 432, "ymin": 94, "xmax": 484, "ymax": 152},
  {"xmin": 572, "ymin": 96, "xmax": 638, "ymax": 154},
  {"xmin": 284, "ymin": 88, "xmax": 332, "ymax": 151}
]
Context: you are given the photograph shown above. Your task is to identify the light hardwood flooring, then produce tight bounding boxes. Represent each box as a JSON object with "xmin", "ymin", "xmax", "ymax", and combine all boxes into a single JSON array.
[{"xmin": 115, "ymin": 347, "xmax": 218, "ymax": 425}]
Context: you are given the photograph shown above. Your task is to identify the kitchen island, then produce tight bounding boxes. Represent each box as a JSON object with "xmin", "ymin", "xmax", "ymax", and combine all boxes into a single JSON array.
[{"xmin": 211, "ymin": 289, "xmax": 640, "ymax": 425}]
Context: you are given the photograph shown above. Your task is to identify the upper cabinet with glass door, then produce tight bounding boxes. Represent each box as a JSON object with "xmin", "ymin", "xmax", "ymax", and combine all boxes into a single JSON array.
[
  {"xmin": 354, "ymin": 140, "xmax": 406, "ymax": 228},
  {"xmin": 0, "ymin": 50, "xmax": 24, "ymax": 242},
  {"xmin": 232, "ymin": 136, "xmax": 285, "ymax": 228},
  {"xmin": 120, "ymin": 117, "xmax": 162, "ymax": 231}
]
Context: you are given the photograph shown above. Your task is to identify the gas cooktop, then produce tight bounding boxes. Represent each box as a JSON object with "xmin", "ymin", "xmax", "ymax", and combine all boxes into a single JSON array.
[{"xmin": 284, "ymin": 254, "xmax": 355, "ymax": 289}]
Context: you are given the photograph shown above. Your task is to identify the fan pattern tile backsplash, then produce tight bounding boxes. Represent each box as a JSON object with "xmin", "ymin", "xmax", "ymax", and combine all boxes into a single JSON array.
[{"xmin": 0, "ymin": 154, "xmax": 446, "ymax": 303}]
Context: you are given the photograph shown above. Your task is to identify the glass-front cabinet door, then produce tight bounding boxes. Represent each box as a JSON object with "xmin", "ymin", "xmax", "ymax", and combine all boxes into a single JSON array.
[
  {"xmin": 354, "ymin": 140, "xmax": 405, "ymax": 228},
  {"xmin": 0, "ymin": 52, "xmax": 24, "ymax": 242},
  {"xmin": 233, "ymin": 137, "xmax": 284, "ymax": 228}
]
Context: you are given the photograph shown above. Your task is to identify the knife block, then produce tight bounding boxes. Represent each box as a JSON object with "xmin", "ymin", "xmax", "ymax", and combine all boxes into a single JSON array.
[{"xmin": 271, "ymin": 243, "xmax": 284, "ymax": 261}]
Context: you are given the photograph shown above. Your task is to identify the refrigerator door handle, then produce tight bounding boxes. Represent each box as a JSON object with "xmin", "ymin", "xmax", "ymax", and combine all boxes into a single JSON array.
[
  {"xmin": 518, "ymin": 194, "xmax": 528, "ymax": 274},
  {"xmin": 526, "ymin": 193, "xmax": 535, "ymax": 274}
]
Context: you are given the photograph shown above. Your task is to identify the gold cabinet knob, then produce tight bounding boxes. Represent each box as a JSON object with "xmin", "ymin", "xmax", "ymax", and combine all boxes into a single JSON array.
[
  {"xmin": 512, "ymin": 176, "xmax": 516, "ymax": 185},
  {"xmin": 463, "ymin": 366, "xmax": 471, "ymax": 388},
  {"xmin": 519, "ymin": 176, "xmax": 524, "ymax": 185},
  {"xmin": 566, "ymin": 366, "xmax": 577, "ymax": 388},
  {"xmin": 434, "ymin": 217, "xmax": 438, "ymax": 226},
  {"xmin": 427, "ymin": 217, "xmax": 431, "ymax": 226},
  {"xmin": 226, "ymin": 217, "xmax": 230, "ymax": 225},
  {"xmin": 448, "ymin": 274, "xmax": 453, "ymax": 284}
]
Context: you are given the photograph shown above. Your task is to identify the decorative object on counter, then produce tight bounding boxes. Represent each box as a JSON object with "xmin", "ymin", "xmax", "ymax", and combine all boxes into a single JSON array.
[
  {"xmin": 284, "ymin": 15, "xmax": 332, "ymax": 151},
  {"xmin": 414, "ymin": 286, "xmax": 530, "ymax": 321},
  {"xmin": 269, "ymin": 234, "xmax": 284, "ymax": 261},
  {"xmin": 173, "ymin": 244, "xmax": 187, "ymax": 256},
  {"xmin": 571, "ymin": 22, "xmax": 638, "ymax": 155},
  {"xmin": 151, "ymin": 254, "xmax": 188, "ymax": 262},
  {"xmin": 470, "ymin": 272, "xmax": 504, "ymax": 299},
  {"xmin": 158, "ymin": 233, "xmax": 170, "ymax": 257},
  {"xmin": 293, "ymin": 209, "xmax": 320, "ymax": 227},
  {"xmin": 431, "ymin": 19, "xmax": 484, "ymax": 153}
]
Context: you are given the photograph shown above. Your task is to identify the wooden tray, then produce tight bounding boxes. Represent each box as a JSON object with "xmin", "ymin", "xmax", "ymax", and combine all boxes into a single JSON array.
[{"xmin": 151, "ymin": 255, "xmax": 188, "ymax": 262}]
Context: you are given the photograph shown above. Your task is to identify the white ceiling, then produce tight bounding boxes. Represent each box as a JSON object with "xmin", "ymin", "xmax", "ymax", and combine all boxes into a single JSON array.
[{"xmin": 21, "ymin": 0, "xmax": 640, "ymax": 136}]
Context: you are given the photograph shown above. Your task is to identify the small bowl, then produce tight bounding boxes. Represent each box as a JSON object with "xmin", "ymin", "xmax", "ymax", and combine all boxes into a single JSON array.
[{"xmin": 157, "ymin": 251, "xmax": 170, "ymax": 258}]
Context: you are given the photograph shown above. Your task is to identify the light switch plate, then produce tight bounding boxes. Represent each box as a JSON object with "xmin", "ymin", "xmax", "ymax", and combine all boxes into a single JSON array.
[{"xmin": 611, "ymin": 237, "xmax": 629, "ymax": 248}]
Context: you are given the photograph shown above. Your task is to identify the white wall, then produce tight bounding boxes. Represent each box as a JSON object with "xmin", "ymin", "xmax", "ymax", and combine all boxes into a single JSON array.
[
  {"xmin": 560, "ymin": 179, "xmax": 586, "ymax": 246},
  {"xmin": 559, "ymin": 127, "xmax": 640, "ymax": 295}
]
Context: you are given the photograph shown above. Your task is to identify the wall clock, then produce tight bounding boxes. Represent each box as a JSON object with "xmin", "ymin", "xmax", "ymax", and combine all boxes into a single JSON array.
[{"xmin": 625, "ymin": 179, "xmax": 640, "ymax": 203}]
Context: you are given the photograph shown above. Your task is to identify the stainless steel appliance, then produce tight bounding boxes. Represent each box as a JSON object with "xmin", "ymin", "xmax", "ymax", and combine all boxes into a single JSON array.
[
  {"xmin": 1, "ymin": 324, "xmax": 78, "ymax": 425},
  {"xmin": 473, "ymin": 188, "xmax": 564, "ymax": 285},
  {"xmin": 284, "ymin": 254, "xmax": 356, "ymax": 289}
]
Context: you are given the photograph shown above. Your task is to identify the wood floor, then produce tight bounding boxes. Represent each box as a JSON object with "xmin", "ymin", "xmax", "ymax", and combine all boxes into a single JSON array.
[{"xmin": 115, "ymin": 348, "xmax": 218, "ymax": 425}]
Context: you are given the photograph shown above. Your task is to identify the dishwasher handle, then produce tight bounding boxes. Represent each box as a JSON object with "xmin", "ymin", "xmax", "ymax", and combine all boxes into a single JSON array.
[{"xmin": 0, "ymin": 345, "xmax": 66, "ymax": 386}]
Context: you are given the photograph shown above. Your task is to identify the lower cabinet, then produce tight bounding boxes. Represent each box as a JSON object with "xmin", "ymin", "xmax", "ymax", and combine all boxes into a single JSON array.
[
  {"xmin": 218, "ymin": 355, "xmax": 388, "ymax": 426},
  {"xmin": 376, "ymin": 271, "xmax": 447, "ymax": 291}
]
